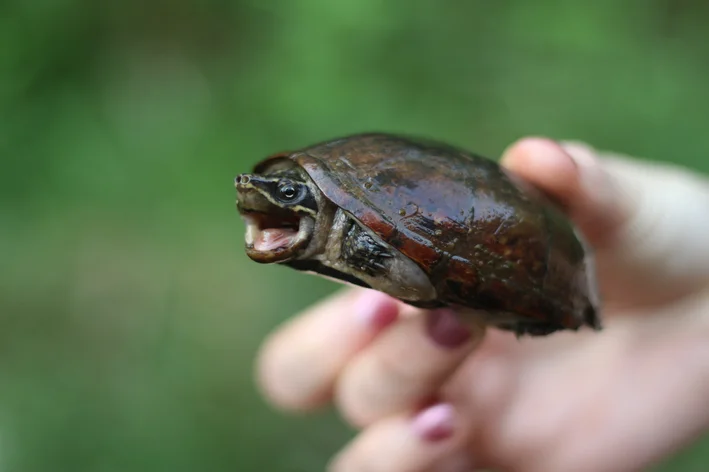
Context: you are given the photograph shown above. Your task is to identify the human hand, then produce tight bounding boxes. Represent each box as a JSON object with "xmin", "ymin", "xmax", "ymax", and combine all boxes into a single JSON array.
[{"xmin": 256, "ymin": 137, "xmax": 709, "ymax": 472}]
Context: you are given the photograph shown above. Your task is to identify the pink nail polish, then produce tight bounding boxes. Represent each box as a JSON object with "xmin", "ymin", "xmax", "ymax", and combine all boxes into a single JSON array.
[
  {"xmin": 412, "ymin": 403, "xmax": 455, "ymax": 442},
  {"xmin": 354, "ymin": 290, "xmax": 399, "ymax": 329},
  {"xmin": 425, "ymin": 309, "xmax": 471, "ymax": 349}
]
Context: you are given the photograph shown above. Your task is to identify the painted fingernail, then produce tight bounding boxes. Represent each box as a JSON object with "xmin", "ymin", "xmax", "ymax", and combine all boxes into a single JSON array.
[
  {"xmin": 354, "ymin": 290, "xmax": 399, "ymax": 329},
  {"xmin": 425, "ymin": 309, "xmax": 471, "ymax": 349},
  {"xmin": 412, "ymin": 403, "xmax": 456, "ymax": 442}
]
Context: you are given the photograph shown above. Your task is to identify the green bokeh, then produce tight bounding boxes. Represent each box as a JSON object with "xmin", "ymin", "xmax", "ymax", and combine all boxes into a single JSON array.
[{"xmin": 1, "ymin": 1, "xmax": 708, "ymax": 470}]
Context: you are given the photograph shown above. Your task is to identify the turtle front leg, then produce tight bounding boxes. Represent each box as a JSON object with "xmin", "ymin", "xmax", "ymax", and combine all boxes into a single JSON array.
[{"xmin": 341, "ymin": 219, "xmax": 393, "ymax": 276}]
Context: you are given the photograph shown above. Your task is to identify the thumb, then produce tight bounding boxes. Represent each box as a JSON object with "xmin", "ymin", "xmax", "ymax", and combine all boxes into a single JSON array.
[{"xmin": 500, "ymin": 138, "xmax": 709, "ymax": 307}]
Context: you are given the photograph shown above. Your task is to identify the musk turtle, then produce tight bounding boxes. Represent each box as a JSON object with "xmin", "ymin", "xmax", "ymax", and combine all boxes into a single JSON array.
[{"xmin": 234, "ymin": 133, "xmax": 601, "ymax": 336}]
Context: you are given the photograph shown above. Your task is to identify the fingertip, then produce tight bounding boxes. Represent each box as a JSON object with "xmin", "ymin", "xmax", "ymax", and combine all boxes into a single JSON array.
[
  {"xmin": 354, "ymin": 290, "xmax": 401, "ymax": 329},
  {"xmin": 255, "ymin": 288, "xmax": 400, "ymax": 413},
  {"xmin": 501, "ymin": 137, "xmax": 626, "ymax": 247},
  {"xmin": 411, "ymin": 403, "xmax": 457, "ymax": 442},
  {"xmin": 255, "ymin": 328, "xmax": 328, "ymax": 413},
  {"xmin": 500, "ymin": 137, "xmax": 582, "ymax": 210},
  {"xmin": 425, "ymin": 309, "xmax": 484, "ymax": 350},
  {"xmin": 328, "ymin": 405, "xmax": 473, "ymax": 472}
]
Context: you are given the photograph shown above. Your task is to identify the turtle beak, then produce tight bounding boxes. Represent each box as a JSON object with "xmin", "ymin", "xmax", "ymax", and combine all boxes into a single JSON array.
[
  {"xmin": 235, "ymin": 173, "xmax": 268, "ymax": 194},
  {"xmin": 234, "ymin": 174, "xmax": 274, "ymax": 214}
]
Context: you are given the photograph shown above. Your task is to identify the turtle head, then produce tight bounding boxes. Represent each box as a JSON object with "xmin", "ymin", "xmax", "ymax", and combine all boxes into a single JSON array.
[
  {"xmin": 235, "ymin": 165, "xmax": 319, "ymax": 264},
  {"xmin": 235, "ymin": 149, "xmax": 437, "ymax": 305}
]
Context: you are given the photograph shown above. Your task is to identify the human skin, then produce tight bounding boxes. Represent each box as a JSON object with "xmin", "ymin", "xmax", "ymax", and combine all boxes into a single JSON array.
[{"xmin": 255, "ymin": 138, "xmax": 709, "ymax": 472}]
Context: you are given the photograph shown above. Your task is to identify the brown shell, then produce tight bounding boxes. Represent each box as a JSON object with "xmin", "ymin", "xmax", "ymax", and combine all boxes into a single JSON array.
[{"xmin": 255, "ymin": 133, "xmax": 598, "ymax": 332}]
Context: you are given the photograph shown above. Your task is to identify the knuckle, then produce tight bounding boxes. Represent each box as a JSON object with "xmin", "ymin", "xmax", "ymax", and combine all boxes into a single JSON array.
[
  {"xmin": 256, "ymin": 337, "xmax": 328, "ymax": 412},
  {"xmin": 335, "ymin": 347, "xmax": 430, "ymax": 427}
]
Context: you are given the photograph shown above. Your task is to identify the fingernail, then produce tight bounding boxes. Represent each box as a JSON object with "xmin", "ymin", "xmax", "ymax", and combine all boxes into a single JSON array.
[
  {"xmin": 526, "ymin": 137, "xmax": 580, "ymax": 170},
  {"xmin": 354, "ymin": 290, "xmax": 399, "ymax": 329},
  {"xmin": 425, "ymin": 309, "xmax": 471, "ymax": 349},
  {"xmin": 561, "ymin": 141, "xmax": 623, "ymax": 243},
  {"xmin": 561, "ymin": 141, "xmax": 598, "ymax": 169},
  {"xmin": 560, "ymin": 142, "xmax": 607, "ymax": 191},
  {"xmin": 412, "ymin": 403, "xmax": 456, "ymax": 442}
]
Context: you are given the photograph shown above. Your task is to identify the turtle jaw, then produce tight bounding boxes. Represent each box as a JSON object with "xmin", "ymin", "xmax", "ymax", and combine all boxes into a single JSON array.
[
  {"xmin": 236, "ymin": 184, "xmax": 315, "ymax": 264},
  {"xmin": 241, "ymin": 213, "xmax": 314, "ymax": 264}
]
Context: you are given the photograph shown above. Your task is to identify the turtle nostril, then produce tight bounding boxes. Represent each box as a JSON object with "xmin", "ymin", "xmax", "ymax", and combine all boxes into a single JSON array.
[{"xmin": 236, "ymin": 174, "xmax": 251, "ymax": 185}]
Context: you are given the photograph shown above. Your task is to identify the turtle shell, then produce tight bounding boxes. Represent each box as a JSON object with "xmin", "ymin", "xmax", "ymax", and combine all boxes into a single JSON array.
[{"xmin": 255, "ymin": 133, "xmax": 599, "ymax": 332}]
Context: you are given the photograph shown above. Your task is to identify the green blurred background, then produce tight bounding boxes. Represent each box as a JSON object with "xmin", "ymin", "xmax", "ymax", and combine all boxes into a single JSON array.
[{"xmin": 2, "ymin": 0, "xmax": 708, "ymax": 470}]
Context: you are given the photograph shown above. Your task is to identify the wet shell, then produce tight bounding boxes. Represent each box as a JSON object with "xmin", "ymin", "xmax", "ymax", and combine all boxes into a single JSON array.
[{"xmin": 254, "ymin": 133, "xmax": 600, "ymax": 333}]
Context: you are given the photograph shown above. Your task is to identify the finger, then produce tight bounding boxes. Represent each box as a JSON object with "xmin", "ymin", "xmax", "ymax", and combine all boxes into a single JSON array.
[
  {"xmin": 256, "ymin": 288, "xmax": 401, "ymax": 412},
  {"xmin": 335, "ymin": 309, "xmax": 486, "ymax": 427},
  {"xmin": 328, "ymin": 403, "xmax": 475, "ymax": 472},
  {"xmin": 500, "ymin": 137, "xmax": 709, "ymax": 305},
  {"xmin": 500, "ymin": 137, "xmax": 624, "ymax": 247},
  {"xmin": 562, "ymin": 140, "xmax": 709, "ymax": 281}
]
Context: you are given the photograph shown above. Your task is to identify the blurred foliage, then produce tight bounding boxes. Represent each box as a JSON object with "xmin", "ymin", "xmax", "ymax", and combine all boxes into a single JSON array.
[{"xmin": 1, "ymin": 0, "xmax": 708, "ymax": 470}]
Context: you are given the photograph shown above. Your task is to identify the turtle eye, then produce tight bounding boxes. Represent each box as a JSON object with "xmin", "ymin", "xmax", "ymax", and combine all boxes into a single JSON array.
[{"xmin": 277, "ymin": 181, "xmax": 299, "ymax": 202}]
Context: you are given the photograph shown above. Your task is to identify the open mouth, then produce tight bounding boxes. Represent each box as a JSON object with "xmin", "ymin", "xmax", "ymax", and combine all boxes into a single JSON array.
[{"xmin": 240, "ymin": 210, "xmax": 314, "ymax": 263}]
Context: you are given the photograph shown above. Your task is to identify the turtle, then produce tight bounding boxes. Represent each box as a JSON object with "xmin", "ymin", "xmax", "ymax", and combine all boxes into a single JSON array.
[{"xmin": 234, "ymin": 133, "xmax": 601, "ymax": 336}]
